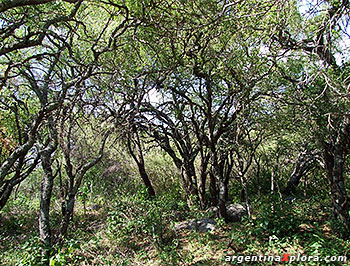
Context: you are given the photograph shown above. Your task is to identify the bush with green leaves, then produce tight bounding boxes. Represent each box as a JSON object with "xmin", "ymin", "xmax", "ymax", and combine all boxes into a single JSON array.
[
  {"xmin": 107, "ymin": 185, "xmax": 188, "ymax": 251},
  {"xmin": 253, "ymin": 195, "xmax": 302, "ymax": 238},
  {"xmin": 17, "ymin": 236, "xmax": 82, "ymax": 266}
]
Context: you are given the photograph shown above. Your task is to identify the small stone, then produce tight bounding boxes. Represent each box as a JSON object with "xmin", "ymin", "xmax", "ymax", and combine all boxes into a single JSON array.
[{"xmin": 174, "ymin": 218, "xmax": 217, "ymax": 233}]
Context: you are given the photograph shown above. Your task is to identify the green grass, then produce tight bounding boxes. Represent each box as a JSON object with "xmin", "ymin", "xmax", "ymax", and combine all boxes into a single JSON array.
[{"xmin": 1, "ymin": 183, "xmax": 350, "ymax": 266}]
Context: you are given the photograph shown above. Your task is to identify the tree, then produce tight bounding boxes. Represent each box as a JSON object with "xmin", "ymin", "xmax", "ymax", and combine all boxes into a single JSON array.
[
  {"xmin": 124, "ymin": 0, "xmax": 283, "ymax": 220},
  {"xmin": 58, "ymin": 101, "xmax": 110, "ymax": 238},
  {"xmin": 113, "ymin": 81, "xmax": 157, "ymax": 198},
  {"xmin": 0, "ymin": 0, "xmax": 83, "ymax": 89},
  {"xmin": 273, "ymin": 0, "xmax": 350, "ymax": 230},
  {"xmin": 282, "ymin": 147, "xmax": 320, "ymax": 195}
]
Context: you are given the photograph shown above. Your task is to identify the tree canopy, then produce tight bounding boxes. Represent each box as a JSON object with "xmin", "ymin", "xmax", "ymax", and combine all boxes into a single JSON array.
[{"xmin": 1, "ymin": 0, "xmax": 350, "ymax": 265}]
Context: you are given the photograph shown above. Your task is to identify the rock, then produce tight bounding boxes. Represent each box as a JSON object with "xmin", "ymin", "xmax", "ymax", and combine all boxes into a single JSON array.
[
  {"xmin": 174, "ymin": 218, "xmax": 217, "ymax": 233},
  {"xmin": 208, "ymin": 203, "xmax": 246, "ymax": 222},
  {"xmin": 226, "ymin": 203, "xmax": 246, "ymax": 222},
  {"xmin": 196, "ymin": 218, "xmax": 217, "ymax": 232}
]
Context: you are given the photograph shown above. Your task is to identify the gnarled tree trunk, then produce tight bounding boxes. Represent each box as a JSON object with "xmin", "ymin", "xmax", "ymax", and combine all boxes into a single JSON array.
[
  {"xmin": 324, "ymin": 142, "xmax": 350, "ymax": 230},
  {"xmin": 283, "ymin": 148, "xmax": 318, "ymax": 195},
  {"xmin": 38, "ymin": 118, "xmax": 57, "ymax": 262},
  {"xmin": 127, "ymin": 126, "xmax": 155, "ymax": 198}
]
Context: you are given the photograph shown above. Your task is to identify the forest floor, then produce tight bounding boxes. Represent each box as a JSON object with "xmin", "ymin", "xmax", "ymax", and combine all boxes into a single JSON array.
[{"xmin": 1, "ymin": 187, "xmax": 350, "ymax": 266}]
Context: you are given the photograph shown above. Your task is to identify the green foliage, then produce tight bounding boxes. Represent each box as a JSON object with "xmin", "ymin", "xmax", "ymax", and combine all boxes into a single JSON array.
[
  {"xmin": 107, "ymin": 185, "xmax": 186, "ymax": 251},
  {"xmin": 2, "ymin": 176, "xmax": 350, "ymax": 266},
  {"xmin": 226, "ymin": 194, "xmax": 350, "ymax": 266},
  {"xmin": 329, "ymin": 216, "xmax": 350, "ymax": 240},
  {"xmin": 1, "ymin": 0, "xmax": 350, "ymax": 265},
  {"xmin": 17, "ymin": 237, "xmax": 45, "ymax": 266},
  {"xmin": 16, "ymin": 237, "xmax": 82, "ymax": 266},
  {"xmin": 253, "ymin": 195, "xmax": 302, "ymax": 238},
  {"xmin": 48, "ymin": 240, "xmax": 82, "ymax": 266}
]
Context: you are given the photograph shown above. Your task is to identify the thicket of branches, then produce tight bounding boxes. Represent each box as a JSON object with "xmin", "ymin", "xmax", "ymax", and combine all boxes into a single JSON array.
[{"xmin": 1, "ymin": 0, "xmax": 349, "ymax": 263}]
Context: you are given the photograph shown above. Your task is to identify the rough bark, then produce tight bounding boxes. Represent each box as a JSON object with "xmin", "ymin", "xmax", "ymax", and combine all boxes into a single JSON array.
[
  {"xmin": 39, "ymin": 152, "xmax": 55, "ymax": 247},
  {"xmin": 127, "ymin": 126, "xmax": 155, "ymax": 198},
  {"xmin": 282, "ymin": 149, "xmax": 318, "ymax": 195},
  {"xmin": 197, "ymin": 158, "xmax": 208, "ymax": 209},
  {"xmin": 217, "ymin": 176, "xmax": 228, "ymax": 221},
  {"xmin": 211, "ymin": 152, "xmax": 228, "ymax": 221},
  {"xmin": 240, "ymin": 175, "xmax": 251, "ymax": 218},
  {"xmin": 324, "ymin": 140, "xmax": 350, "ymax": 230},
  {"xmin": 60, "ymin": 193, "xmax": 75, "ymax": 238},
  {"xmin": 254, "ymin": 154, "xmax": 262, "ymax": 199},
  {"xmin": 38, "ymin": 118, "xmax": 57, "ymax": 261},
  {"xmin": 136, "ymin": 160, "xmax": 156, "ymax": 197},
  {"xmin": 182, "ymin": 162, "xmax": 198, "ymax": 200},
  {"xmin": 209, "ymin": 172, "xmax": 218, "ymax": 206},
  {"xmin": 195, "ymin": 122, "xmax": 210, "ymax": 209}
]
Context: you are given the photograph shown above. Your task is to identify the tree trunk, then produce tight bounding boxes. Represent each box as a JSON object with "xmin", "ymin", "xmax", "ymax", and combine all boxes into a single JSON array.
[
  {"xmin": 59, "ymin": 130, "xmax": 110, "ymax": 239},
  {"xmin": 197, "ymin": 153, "xmax": 210, "ymax": 209},
  {"xmin": 324, "ymin": 143, "xmax": 350, "ymax": 230},
  {"xmin": 60, "ymin": 193, "xmax": 75, "ymax": 237},
  {"xmin": 209, "ymin": 172, "xmax": 218, "ymax": 206},
  {"xmin": 212, "ymin": 154, "xmax": 228, "ymax": 221},
  {"xmin": 127, "ymin": 127, "xmax": 155, "ymax": 198},
  {"xmin": 197, "ymin": 166, "xmax": 207, "ymax": 209},
  {"xmin": 255, "ymin": 155, "xmax": 261, "ymax": 199},
  {"xmin": 217, "ymin": 177, "xmax": 228, "ymax": 221},
  {"xmin": 181, "ymin": 165, "xmax": 199, "ymax": 207},
  {"xmin": 223, "ymin": 177, "xmax": 230, "ymax": 202},
  {"xmin": 183, "ymin": 162, "xmax": 199, "ymax": 197},
  {"xmin": 240, "ymin": 174, "xmax": 251, "ymax": 218},
  {"xmin": 0, "ymin": 181, "xmax": 15, "ymax": 210},
  {"xmin": 38, "ymin": 118, "xmax": 57, "ymax": 262},
  {"xmin": 39, "ymin": 149, "xmax": 55, "ymax": 261},
  {"xmin": 137, "ymin": 161, "xmax": 155, "ymax": 197},
  {"xmin": 271, "ymin": 168, "xmax": 275, "ymax": 194},
  {"xmin": 283, "ymin": 149, "xmax": 317, "ymax": 195}
]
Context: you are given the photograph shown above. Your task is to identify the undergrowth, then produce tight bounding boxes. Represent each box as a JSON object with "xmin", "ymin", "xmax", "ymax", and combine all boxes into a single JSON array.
[{"xmin": 1, "ymin": 179, "xmax": 350, "ymax": 266}]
